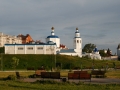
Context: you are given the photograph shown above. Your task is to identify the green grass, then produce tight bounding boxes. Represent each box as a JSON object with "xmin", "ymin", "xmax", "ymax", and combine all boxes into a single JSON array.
[
  {"xmin": 106, "ymin": 70, "xmax": 120, "ymax": 78},
  {"xmin": 1, "ymin": 54, "xmax": 120, "ymax": 70},
  {"xmin": 0, "ymin": 80, "xmax": 120, "ymax": 90},
  {"xmin": 0, "ymin": 70, "xmax": 120, "ymax": 79},
  {"xmin": 0, "ymin": 70, "xmax": 120, "ymax": 90}
]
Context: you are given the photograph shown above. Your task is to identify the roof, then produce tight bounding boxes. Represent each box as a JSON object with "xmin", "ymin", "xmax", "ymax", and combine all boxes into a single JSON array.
[
  {"xmin": 59, "ymin": 49, "xmax": 76, "ymax": 53},
  {"xmin": 47, "ymin": 35, "xmax": 59, "ymax": 38},
  {"xmin": 94, "ymin": 47, "xmax": 98, "ymax": 52},
  {"xmin": 75, "ymin": 31, "xmax": 79, "ymax": 33},
  {"xmin": 117, "ymin": 44, "xmax": 120, "ymax": 49},
  {"xmin": 4, "ymin": 43, "xmax": 56, "ymax": 46},
  {"xmin": 17, "ymin": 34, "xmax": 32, "ymax": 40}
]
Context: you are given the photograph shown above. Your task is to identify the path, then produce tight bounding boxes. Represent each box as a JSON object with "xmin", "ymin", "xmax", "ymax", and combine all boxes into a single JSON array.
[{"xmin": 22, "ymin": 78, "xmax": 120, "ymax": 84}]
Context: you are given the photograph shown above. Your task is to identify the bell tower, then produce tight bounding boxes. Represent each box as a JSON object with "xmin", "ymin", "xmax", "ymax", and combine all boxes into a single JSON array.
[{"xmin": 74, "ymin": 28, "xmax": 82, "ymax": 57}]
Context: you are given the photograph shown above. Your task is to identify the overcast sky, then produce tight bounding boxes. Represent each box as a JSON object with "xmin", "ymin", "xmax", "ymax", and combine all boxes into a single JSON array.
[{"xmin": 0, "ymin": 0, "xmax": 120, "ymax": 54}]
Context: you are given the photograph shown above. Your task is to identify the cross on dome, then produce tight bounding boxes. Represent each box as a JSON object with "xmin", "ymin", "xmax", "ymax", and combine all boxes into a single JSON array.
[
  {"xmin": 76, "ymin": 27, "xmax": 78, "ymax": 30},
  {"xmin": 51, "ymin": 27, "xmax": 54, "ymax": 30}
]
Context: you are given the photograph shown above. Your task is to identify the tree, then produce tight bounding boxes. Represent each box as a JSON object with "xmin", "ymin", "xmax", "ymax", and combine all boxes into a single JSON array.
[
  {"xmin": 82, "ymin": 43, "xmax": 96, "ymax": 53},
  {"xmin": 11, "ymin": 57, "xmax": 19, "ymax": 70},
  {"xmin": 0, "ymin": 47, "xmax": 4, "ymax": 53},
  {"xmin": 99, "ymin": 50, "xmax": 108, "ymax": 57},
  {"xmin": 107, "ymin": 48, "xmax": 112, "ymax": 56}
]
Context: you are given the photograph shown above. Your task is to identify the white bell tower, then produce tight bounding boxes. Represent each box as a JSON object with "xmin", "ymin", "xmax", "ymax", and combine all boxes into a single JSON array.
[{"xmin": 74, "ymin": 28, "xmax": 82, "ymax": 57}]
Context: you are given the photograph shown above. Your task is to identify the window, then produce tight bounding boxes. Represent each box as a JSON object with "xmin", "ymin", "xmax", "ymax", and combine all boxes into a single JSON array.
[
  {"xmin": 37, "ymin": 47, "xmax": 43, "ymax": 50},
  {"xmin": 77, "ymin": 40, "xmax": 79, "ymax": 43},
  {"xmin": 18, "ymin": 47, "xmax": 23, "ymax": 50},
  {"xmin": 27, "ymin": 47, "xmax": 33, "ymax": 50},
  {"xmin": 80, "ymin": 40, "xmax": 81, "ymax": 43}
]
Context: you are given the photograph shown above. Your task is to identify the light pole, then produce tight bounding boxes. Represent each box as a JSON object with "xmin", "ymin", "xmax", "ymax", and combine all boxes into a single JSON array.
[{"xmin": 55, "ymin": 51, "xmax": 56, "ymax": 69}]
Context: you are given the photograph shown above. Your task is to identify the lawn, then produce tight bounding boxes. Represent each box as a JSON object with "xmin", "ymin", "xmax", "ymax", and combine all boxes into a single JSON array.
[
  {"xmin": 0, "ymin": 70, "xmax": 120, "ymax": 90},
  {"xmin": 0, "ymin": 80, "xmax": 120, "ymax": 90},
  {"xmin": 0, "ymin": 69, "xmax": 120, "ymax": 78}
]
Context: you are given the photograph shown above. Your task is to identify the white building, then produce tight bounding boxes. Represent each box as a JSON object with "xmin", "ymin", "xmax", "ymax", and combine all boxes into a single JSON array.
[
  {"xmin": 0, "ymin": 32, "xmax": 22, "ymax": 47},
  {"xmin": 117, "ymin": 44, "xmax": 120, "ymax": 57},
  {"xmin": 5, "ymin": 41, "xmax": 56, "ymax": 54},
  {"xmin": 4, "ymin": 27, "xmax": 82, "ymax": 57},
  {"xmin": 91, "ymin": 47, "xmax": 101, "ymax": 60},
  {"xmin": 82, "ymin": 47, "xmax": 101, "ymax": 60},
  {"xmin": 46, "ymin": 27, "xmax": 60, "ymax": 49},
  {"xmin": 59, "ymin": 28, "xmax": 82, "ymax": 57}
]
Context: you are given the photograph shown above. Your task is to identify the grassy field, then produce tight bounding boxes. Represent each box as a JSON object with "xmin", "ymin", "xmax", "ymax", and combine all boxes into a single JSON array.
[
  {"xmin": 0, "ymin": 80, "xmax": 120, "ymax": 90},
  {"xmin": 1, "ymin": 54, "xmax": 120, "ymax": 70},
  {"xmin": 0, "ymin": 54, "xmax": 120, "ymax": 89},
  {"xmin": 0, "ymin": 70, "xmax": 120, "ymax": 90},
  {"xmin": 0, "ymin": 69, "xmax": 120, "ymax": 78}
]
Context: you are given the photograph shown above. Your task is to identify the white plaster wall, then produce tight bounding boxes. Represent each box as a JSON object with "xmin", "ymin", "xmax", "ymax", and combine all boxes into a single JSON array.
[
  {"xmin": 91, "ymin": 54, "xmax": 101, "ymax": 60},
  {"xmin": 73, "ymin": 38, "xmax": 82, "ymax": 57},
  {"xmin": 5, "ymin": 44, "xmax": 56, "ymax": 55},
  {"xmin": 16, "ymin": 46, "xmax": 25, "ymax": 54},
  {"xmin": 117, "ymin": 49, "xmax": 120, "ymax": 56},
  {"xmin": 26, "ymin": 45, "xmax": 35, "ymax": 54},
  {"xmin": 36, "ymin": 45, "xmax": 44, "ymax": 54},
  {"xmin": 74, "ymin": 38, "xmax": 82, "ymax": 50},
  {"xmin": 46, "ymin": 38, "xmax": 60, "ymax": 48},
  {"xmin": 60, "ymin": 53, "xmax": 82, "ymax": 57},
  {"xmin": 5, "ymin": 46, "xmax": 15, "ymax": 54}
]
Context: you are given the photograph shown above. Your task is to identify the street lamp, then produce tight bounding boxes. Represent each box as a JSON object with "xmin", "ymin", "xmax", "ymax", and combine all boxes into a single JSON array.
[
  {"xmin": 55, "ymin": 52, "xmax": 56, "ymax": 69},
  {"xmin": 50, "ymin": 44, "xmax": 57, "ymax": 71}
]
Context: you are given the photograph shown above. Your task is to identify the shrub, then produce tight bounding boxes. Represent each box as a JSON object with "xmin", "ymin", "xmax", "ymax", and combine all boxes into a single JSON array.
[{"xmin": 6, "ymin": 75, "xmax": 16, "ymax": 80}]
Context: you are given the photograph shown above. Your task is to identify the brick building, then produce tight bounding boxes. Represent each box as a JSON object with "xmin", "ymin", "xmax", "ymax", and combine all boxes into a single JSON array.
[{"xmin": 17, "ymin": 34, "xmax": 33, "ymax": 44}]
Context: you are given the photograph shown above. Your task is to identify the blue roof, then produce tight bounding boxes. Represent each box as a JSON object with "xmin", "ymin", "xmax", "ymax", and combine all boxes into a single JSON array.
[
  {"xmin": 75, "ymin": 31, "xmax": 79, "ymax": 33},
  {"xmin": 74, "ymin": 37, "xmax": 81, "ymax": 38},
  {"xmin": 47, "ymin": 35, "xmax": 59, "ymax": 38},
  {"xmin": 4, "ymin": 43, "xmax": 56, "ymax": 46},
  {"xmin": 59, "ymin": 49, "xmax": 76, "ymax": 53},
  {"xmin": 94, "ymin": 47, "xmax": 98, "ymax": 52}
]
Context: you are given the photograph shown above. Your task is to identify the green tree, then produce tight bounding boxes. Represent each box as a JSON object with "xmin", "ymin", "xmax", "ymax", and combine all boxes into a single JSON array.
[
  {"xmin": 0, "ymin": 47, "xmax": 4, "ymax": 53},
  {"xmin": 11, "ymin": 57, "xmax": 19, "ymax": 70},
  {"xmin": 82, "ymin": 43, "xmax": 96, "ymax": 53},
  {"xmin": 99, "ymin": 49, "xmax": 108, "ymax": 57},
  {"xmin": 107, "ymin": 48, "xmax": 112, "ymax": 56}
]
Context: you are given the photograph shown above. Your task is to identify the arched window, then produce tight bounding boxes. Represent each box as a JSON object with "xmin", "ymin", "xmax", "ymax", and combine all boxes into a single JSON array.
[{"xmin": 77, "ymin": 40, "xmax": 79, "ymax": 43}]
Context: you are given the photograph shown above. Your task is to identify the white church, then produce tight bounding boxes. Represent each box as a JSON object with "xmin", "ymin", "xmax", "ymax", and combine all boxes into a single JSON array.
[
  {"xmin": 58, "ymin": 27, "xmax": 82, "ymax": 57},
  {"xmin": 4, "ymin": 27, "xmax": 102, "ymax": 59},
  {"xmin": 117, "ymin": 44, "xmax": 120, "ymax": 58},
  {"xmin": 4, "ymin": 27, "xmax": 82, "ymax": 57}
]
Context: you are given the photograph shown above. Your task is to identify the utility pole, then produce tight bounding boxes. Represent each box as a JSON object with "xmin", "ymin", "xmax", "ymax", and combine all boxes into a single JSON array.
[{"xmin": 55, "ymin": 53, "xmax": 56, "ymax": 69}]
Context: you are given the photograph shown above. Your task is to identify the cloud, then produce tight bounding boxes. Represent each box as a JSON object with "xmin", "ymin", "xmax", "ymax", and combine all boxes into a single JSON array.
[{"xmin": 0, "ymin": 0, "xmax": 120, "ymax": 54}]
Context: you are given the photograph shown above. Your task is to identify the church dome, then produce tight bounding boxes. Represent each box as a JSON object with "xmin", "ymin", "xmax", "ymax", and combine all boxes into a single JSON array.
[
  {"xmin": 47, "ymin": 35, "xmax": 59, "ymax": 38},
  {"xmin": 94, "ymin": 47, "xmax": 98, "ymax": 52}
]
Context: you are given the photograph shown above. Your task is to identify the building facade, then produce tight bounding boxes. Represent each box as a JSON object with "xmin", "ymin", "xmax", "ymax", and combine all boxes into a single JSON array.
[
  {"xmin": 59, "ymin": 28, "xmax": 82, "ymax": 57},
  {"xmin": 46, "ymin": 27, "xmax": 60, "ymax": 48},
  {"xmin": 117, "ymin": 44, "xmax": 120, "ymax": 57},
  {"xmin": 5, "ymin": 41, "xmax": 56, "ymax": 54},
  {"xmin": 17, "ymin": 34, "xmax": 33, "ymax": 44},
  {"xmin": 0, "ymin": 32, "xmax": 22, "ymax": 47},
  {"xmin": 4, "ymin": 27, "xmax": 82, "ymax": 57}
]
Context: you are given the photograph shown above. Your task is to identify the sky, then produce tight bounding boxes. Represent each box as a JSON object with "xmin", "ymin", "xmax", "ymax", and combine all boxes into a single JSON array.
[{"xmin": 0, "ymin": 0, "xmax": 120, "ymax": 54}]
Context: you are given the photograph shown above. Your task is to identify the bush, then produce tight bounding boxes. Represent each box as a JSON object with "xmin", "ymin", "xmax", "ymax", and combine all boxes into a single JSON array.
[{"xmin": 6, "ymin": 75, "xmax": 16, "ymax": 80}]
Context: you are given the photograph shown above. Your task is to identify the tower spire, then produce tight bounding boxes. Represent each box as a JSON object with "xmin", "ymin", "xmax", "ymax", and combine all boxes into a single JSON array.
[
  {"xmin": 76, "ymin": 27, "xmax": 78, "ymax": 30},
  {"xmin": 51, "ymin": 27, "xmax": 55, "ymax": 35},
  {"xmin": 51, "ymin": 27, "xmax": 54, "ymax": 30}
]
